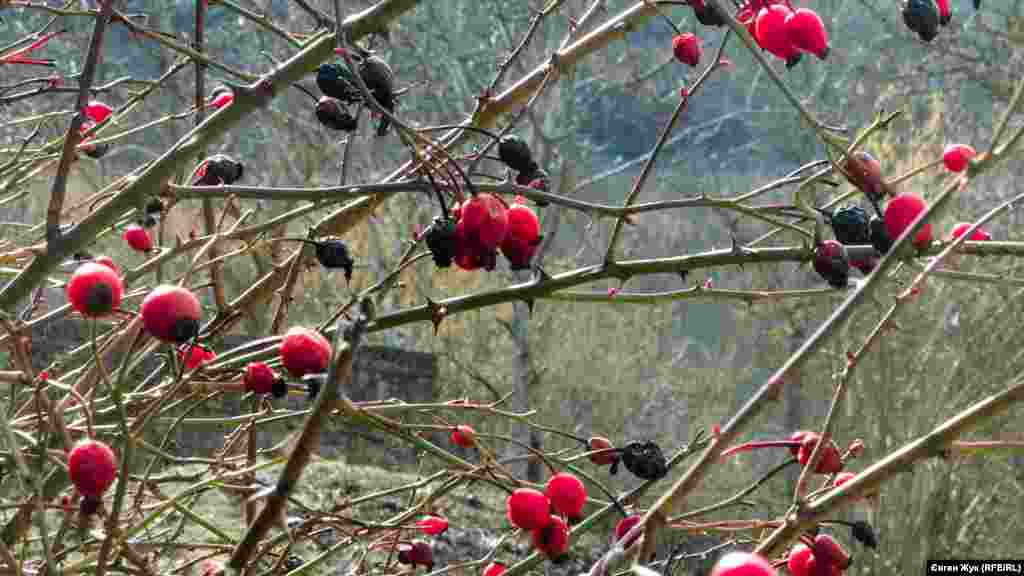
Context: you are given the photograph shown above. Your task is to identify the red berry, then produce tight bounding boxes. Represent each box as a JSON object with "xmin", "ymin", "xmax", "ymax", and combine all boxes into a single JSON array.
[
  {"xmin": 531, "ymin": 516, "xmax": 569, "ymax": 558},
  {"xmin": 936, "ymin": 0, "xmax": 952, "ymax": 25},
  {"xmin": 797, "ymin": 433, "xmax": 843, "ymax": 474},
  {"xmin": 67, "ymin": 262, "xmax": 123, "ymax": 318},
  {"xmin": 737, "ymin": 7, "xmax": 757, "ymax": 37},
  {"xmin": 788, "ymin": 431, "xmax": 813, "ymax": 455},
  {"xmin": 813, "ymin": 240, "xmax": 850, "ymax": 288},
  {"xmin": 211, "ymin": 91, "xmax": 234, "ymax": 109},
  {"xmin": 124, "ymin": 224, "xmax": 154, "ymax": 253},
  {"xmin": 614, "ymin": 514, "xmax": 643, "ymax": 547},
  {"xmin": 546, "ymin": 472, "xmax": 587, "ymax": 519},
  {"xmin": 93, "ymin": 255, "xmax": 120, "ymax": 275},
  {"xmin": 943, "ymin": 143, "xmax": 976, "ymax": 172},
  {"xmin": 243, "ymin": 361, "xmax": 279, "ymax": 394},
  {"xmin": 588, "ymin": 436, "xmax": 618, "ymax": 465},
  {"xmin": 179, "ymin": 344, "xmax": 216, "ymax": 370},
  {"xmin": 832, "ymin": 471, "xmax": 856, "ymax": 488},
  {"xmin": 85, "ymin": 100, "xmax": 113, "ymax": 124},
  {"xmin": 950, "ymin": 222, "xmax": 991, "ymax": 241},
  {"xmin": 68, "ymin": 440, "xmax": 118, "ymax": 499},
  {"xmin": 506, "ymin": 488, "xmax": 551, "ymax": 530},
  {"xmin": 141, "ymin": 285, "xmax": 202, "ymax": 343},
  {"xmin": 451, "ymin": 424, "xmax": 477, "ymax": 448},
  {"xmin": 884, "ymin": 193, "xmax": 933, "ymax": 249},
  {"xmin": 844, "ymin": 150, "xmax": 887, "ymax": 201},
  {"xmin": 672, "ymin": 33, "xmax": 703, "ymax": 67},
  {"xmin": 813, "ymin": 534, "xmax": 851, "ymax": 570},
  {"xmin": 804, "ymin": 556, "xmax": 842, "ymax": 576},
  {"xmin": 787, "ymin": 544, "xmax": 814, "ymax": 576},
  {"xmin": 482, "ymin": 562, "xmax": 506, "ymax": 576},
  {"xmin": 416, "ymin": 515, "xmax": 449, "ymax": 536},
  {"xmin": 785, "ymin": 8, "xmax": 829, "ymax": 60},
  {"xmin": 280, "ymin": 326, "xmax": 331, "ymax": 378},
  {"xmin": 755, "ymin": 5, "xmax": 801, "ymax": 64},
  {"xmin": 500, "ymin": 197, "xmax": 541, "ymax": 270},
  {"xmin": 397, "ymin": 540, "xmax": 434, "ymax": 570},
  {"xmin": 458, "ymin": 194, "xmax": 508, "ymax": 251},
  {"xmin": 709, "ymin": 551, "xmax": 778, "ymax": 576}
]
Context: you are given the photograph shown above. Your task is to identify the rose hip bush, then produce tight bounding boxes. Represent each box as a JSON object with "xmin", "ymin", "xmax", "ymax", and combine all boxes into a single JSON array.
[{"xmin": 0, "ymin": 0, "xmax": 1022, "ymax": 575}]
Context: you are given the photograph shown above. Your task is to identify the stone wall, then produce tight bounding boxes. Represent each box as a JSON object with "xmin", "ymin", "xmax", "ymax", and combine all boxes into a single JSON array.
[{"xmin": 25, "ymin": 318, "xmax": 436, "ymax": 466}]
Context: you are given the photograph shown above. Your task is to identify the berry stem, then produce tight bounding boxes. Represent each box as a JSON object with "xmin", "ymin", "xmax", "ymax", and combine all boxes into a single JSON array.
[{"xmin": 720, "ymin": 440, "xmax": 801, "ymax": 457}]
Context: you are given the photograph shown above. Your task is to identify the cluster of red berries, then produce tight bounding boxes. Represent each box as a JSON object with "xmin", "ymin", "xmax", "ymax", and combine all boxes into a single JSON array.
[
  {"xmin": 737, "ymin": 0, "xmax": 829, "ymax": 68},
  {"xmin": 79, "ymin": 100, "xmax": 113, "ymax": 159},
  {"xmin": 505, "ymin": 472, "xmax": 588, "ymax": 560},
  {"xmin": 787, "ymin": 533, "xmax": 851, "ymax": 576},
  {"xmin": 435, "ymin": 194, "xmax": 541, "ymax": 272}
]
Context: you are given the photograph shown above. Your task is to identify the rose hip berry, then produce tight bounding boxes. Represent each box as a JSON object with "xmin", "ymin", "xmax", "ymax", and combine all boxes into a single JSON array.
[
  {"xmin": 588, "ymin": 436, "xmax": 618, "ymax": 466},
  {"xmin": 709, "ymin": 551, "xmax": 778, "ymax": 576},
  {"xmin": 785, "ymin": 8, "xmax": 829, "ymax": 60},
  {"xmin": 672, "ymin": 33, "xmax": 702, "ymax": 67},
  {"xmin": 459, "ymin": 194, "xmax": 508, "ymax": 252},
  {"xmin": 844, "ymin": 150, "xmax": 887, "ymax": 202},
  {"xmin": 755, "ymin": 4, "xmax": 801, "ymax": 67},
  {"xmin": 451, "ymin": 424, "xmax": 477, "ymax": 448},
  {"xmin": 833, "ymin": 471, "xmax": 856, "ymax": 489},
  {"xmin": 179, "ymin": 344, "xmax": 216, "ymax": 370},
  {"xmin": 85, "ymin": 100, "xmax": 113, "ymax": 124},
  {"xmin": 797, "ymin": 433, "xmax": 843, "ymax": 474},
  {"xmin": 416, "ymin": 515, "xmax": 449, "ymax": 536},
  {"xmin": 506, "ymin": 488, "xmax": 551, "ymax": 531},
  {"xmin": 950, "ymin": 222, "xmax": 991, "ymax": 241},
  {"xmin": 787, "ymin": 544, "xmax": 813, "ymax": 576},
  {"xmin": 884, "ymin": 193, "xmax": 933, "ymax": 249},
  {"xmin": 483, "ymin": 562, "xmax": 506, "ymax": 576},
  {"xmin": 813, "ymin": 534, "xmax": 851, "ymax": 570},
  {"xmin": 397, "ymin": 540, "xmax": 434, "ymax": 570},
  {"xmin": 68, "ymin": 439, "xmax": 118, "ymax": 499},
  {"xmin": 124, "ymin": 223, "xmax": 154, "ymax": 253},
  {"xmin": 546, "ymin": 472, "xmax": 587, "ymax": 519},
  {"xmin": 500, "ymin": 196, "xmax": 542, "ymax": 270},
  {"xmin": 141, "ymin": 285, "xmax": 202, "ymax": 343},
  {"xmin": 943, "ymin": 143, "xmax": 977, "ymax": 173},
  {"xmin": 531, "ymin": 516, "xmax": 569, "ymax": 559},
  {"xmin": 614, "ymin": 514, "xmax": 643, "ymax": 547},
  {"xmin": 243, "ymin": 361, "xmax": 285, "ymax": 397},
  {"xmin": 67, "ymin": 262, "xmax": 123, "ymax": 318},
  {"xmin": 280, "ymin": 326, "xmax": 331, "ymax": 378}
]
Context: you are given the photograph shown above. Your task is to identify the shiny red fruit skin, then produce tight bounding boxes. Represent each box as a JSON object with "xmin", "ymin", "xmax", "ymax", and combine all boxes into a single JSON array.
[
  {"xmin": 785, "ymin": 8, "xmax": 829, "ymax": 59},
  {"xmin": 67, "ymin": 262, "xmax": 123, "ymax": 318},
  {"xmin": 243, "ymin": 361, "xmax": 278, "ymax": 394},
  {"xmin": 501, "ymin": 198, "xmax": 541, "ymax": 270},
  {"xmin": 755, "ymin": 5, "xmax": 799, "ymax": 62},
  {"xmin": 280, "ymin": 326, "xmax": 331, "ymax": 378},
  {"xmin": 482, "ymin": 562, "xmax": 506, "ymax": 576},
  {"xmin": 672, "ymin": 33, "xmax": 703, "ymax": 67},
  {"xmin": 124, "ymin": 224, "xmax": 154, "ymax": 252},
  {"xmin": 180, "ymin": 345, "xmax": 216, "ymax": 370},
  {"xmin": 85, "ymin": 100, "xmax": 113, "ymax": 124},
  {"xmin": 950, "ymin": 222, "xmax": 991, "ymax": 241},
  {"xmin": 943, "ymin": 144, "xmax": 976, "ymax": 172},
  {"xmin": 531, "ymin": 516, "xmax": 569, "ymax": 558},
  {"xmin": 884, "ymin": 193, "xmax": 932, "ymax": 249},
  {"xmin": 813, "ymin": 534, "xmax": 851, "ymax": 570},
  {"xmin": 709, "ymin": 551, "xmax": 778, "ymax": 576},
  {"xmin": 832, "ymin": 471, "xmax": 856, "ymax": 488},
  {"xmin": 787, "ymin": 544, "xmax": 813, "ymax": 576},
  {"xmin": 614, "ymin": 515, "xmax": 643, "ymax": 547},
  {"xmin": 451, "ymin": 424, "xmax": 477, "ymax": 448},
  {"xmin": 797, "ymin": 433, "xmax": 843, "ymax": 474},
  {"xmin": 459, "ymin": 194, "xmax": 508, "ymax": 251},
  {"xmin": 416, "ymin": 515, "xmax": 449, "ymax": 535},
  {"xmin": 546, "ymin": 472, "xmax": 587, "ymax": 519},
  {"xmin": 211, "ymin": 92, "xmax": 234, "ymax": 109},
  {"xmin": 506, "ymin": 488, "xmax": 551, "ymax": 530},
  {"xmin": 141, "ymin": 285, "xmax": 202, "ymax": 343},
  {"xmin": 68, "ymin": 440, "xmax": 118, "ymax": 498}
]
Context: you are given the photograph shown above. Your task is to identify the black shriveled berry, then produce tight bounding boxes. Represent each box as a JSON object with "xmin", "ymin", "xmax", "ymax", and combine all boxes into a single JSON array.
[
  {"xmin": 813, "ymin": 240, "xmax": 850, "ymax": 288},
  {"xmin": 498, "ymin": 135, "xmax": 538, "ymax": 174},
  {"xmin": 827, "ymin": 205, "xmax": 871, "ymax": 246},
  {"xmin": 358, "ymin": 56, "xmax": 396, "ymax": 137},
  {"xmin": 693, "ymin": 1, "xmax": 726, "ymax": 26},
  {"xmin": 312, "ymin": 239, "xmax": 355, "ymax": 280},
  {"xmin": 620, "ymin": 441, "xmax": 668, "ymax": 480},
  {"xmin": 171, "ymin": 318, "xmax": 200, "ymax": 344},
  {"xmin": 902, "ymin": 0, "xmax": 939, "ymax": 42},
  {"xmin": 315, "ymin": 97, "xmax": 358, "ymax": 131},
  {"xmin": 82, "ymin": 142, "xmax": 110, "ymax": 159},
  {"xmin": 869, "ymin": 216, "xmax": 893, "ymax": 255},
  {"xmin": 850, "ymin": 521, "xmax": 878, "ymax": 549},
  {"xmin": 194, "ymin": 154, "xmax": 244, "ymax": 186},
  {"xmin": 424, "ymin": 217, "xmax": 459, "ymax": 268},
  {"xmin": 271, "ymin": 379, "xmax": 288, "ymax": 399}
]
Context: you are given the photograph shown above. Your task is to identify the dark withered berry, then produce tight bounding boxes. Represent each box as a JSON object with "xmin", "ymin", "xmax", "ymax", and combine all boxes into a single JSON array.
[
  {"xmin": 825, "ymin": 205, "xmax": 871, "ymax": 245},
  {"xmin": 312, "ymin": 239, "xmax": 355, "ymax": 280},
  {"xmin": 902, "ymin": 0, "xmax": 939, "ymax": 42},
  {"xmin": 869, "ymin": 216, "xmax": 893, "ymax": 255},
  {"xmin": 498, "ymin": 135, "xmax": 538, "ymax": 174},
  {"xmin": 82, "ymin": 142, "xmax": 111, "ymax": 159},
  {"xmin": 424, "ymin": 217, "xmax": 459, "ymax": 268},
  {"xmin": 813, "ymin": 240, "xmax": 850, "ymax": 288},
  {"xmin": 693, "ymin": 0, "xmax": 726, "ymax": 26},
  {"xmin": 303, "ymin": 373, "xmax": 325, "ymax": 400},
  {"xmin": 315, "ymin": 96, "xmax": 358, "ymax": 131},
  {"xmin": 620, "ymin": 441, "xmax": 668, "ymax": 480},
  {"xmin": 194, "ymin": 154, "xmax": 244, "ymax": 186}
]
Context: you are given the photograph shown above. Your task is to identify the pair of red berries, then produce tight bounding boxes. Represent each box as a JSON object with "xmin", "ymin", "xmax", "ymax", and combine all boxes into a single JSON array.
[
  {"xmin": 452, "ymin": 194, "xmax": 541, "ymax": 271},
  {"xmin": 788, "ymin": 534, "xmax": 851, "ymax": 576},
  {"xmin": 721, "ymin": 430, "xmax": 843, "ymax": 474},
  {"xmin": 739, "ymin": 1, "xmax": 829, "ymax": 67}
]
